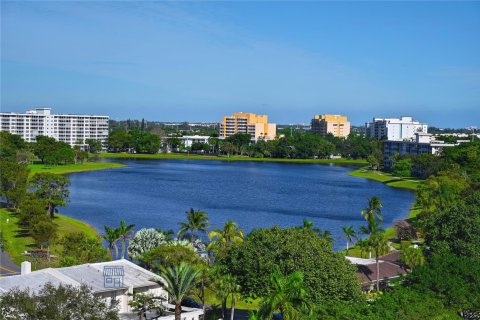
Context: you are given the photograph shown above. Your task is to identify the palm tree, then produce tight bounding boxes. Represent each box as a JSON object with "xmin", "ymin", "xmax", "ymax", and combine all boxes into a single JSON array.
[
  {"xmin": 369, "ymin": 226, "xmax": 389, "ymax": 292},
  {"xmin": 178, "ymin": 208, "xmax": 210, "ymax": 240},
  {"xmin": 302, "ymin": 218, "xmax": 314, "ymax": 229},
  {"xmin": 302, "ymin": 219, "xmax": 332, "ymax": 242},
  {"xmin": 207, "ymin": 221, "xmax": 244, "ymax": 255},
  {"xmin": 361, "ymin": 196, "xmax": 383, "ymax": 230},
  {"xmin": 356, "ymin": 238, "xmax": 370, "ymax": 258},
  {"xmin": 258, "ymin": 270, "xmax": 311, "ymax": 320},
  {"xmin": 154, "ymin": 263, "xmax": 200, "ymax": 320},
  {"xmin": 118, "ymin": 220, "xmax": 135, "ymax": 259},
  {"xmin": 341, "ymin": 225, "xmax": 356, "ymax": 255},
  {"xmin": 102, "ymin": 226, "xmax": 120, "ymax": 259}
]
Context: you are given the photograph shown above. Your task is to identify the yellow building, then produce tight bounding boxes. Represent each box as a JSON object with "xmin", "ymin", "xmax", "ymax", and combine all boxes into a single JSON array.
[
  {"xmin": 311, "ymin": 114, "xmax": 350, "ymax": 138},
  {"xmin": 219, "ymin": 112, "xmax": 276, "ymax": 141}
]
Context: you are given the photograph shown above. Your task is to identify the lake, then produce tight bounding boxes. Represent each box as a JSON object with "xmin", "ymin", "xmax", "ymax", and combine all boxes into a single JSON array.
[{"xmin": 62, "ymin": 159, "xmax": 415, "ymax": 250}]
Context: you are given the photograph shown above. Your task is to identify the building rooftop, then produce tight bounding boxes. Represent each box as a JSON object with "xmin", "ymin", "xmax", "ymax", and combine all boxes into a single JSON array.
[{"xmin": 0, "ymin": 259, "xmax": 162, "ymax": 294}]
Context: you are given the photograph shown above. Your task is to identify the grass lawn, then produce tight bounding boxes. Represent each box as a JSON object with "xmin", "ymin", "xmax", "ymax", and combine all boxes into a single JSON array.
[
  {"xmin": 349, "ymin": 167, "xmax": 422, "ymax": 191},
  {"xmin": 99, "ymin": 152, "xmax": 367, "ymax": 166},
  {"xmin": 28, "ymin": 161, "xmax": 125, "ymax": 176},
  {"xmin": 0, "ymin": 208, "xmax": 99, "ymax": 266}
]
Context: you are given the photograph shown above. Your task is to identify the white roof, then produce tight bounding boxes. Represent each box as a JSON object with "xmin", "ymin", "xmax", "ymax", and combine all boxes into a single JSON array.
[
  {"xmin": 345, "ymin": 256, "xmax": 383, "ymax": 265},
  {"xmin": 0, "ymin": 259, "xmax": 163, "ymax": 294}
]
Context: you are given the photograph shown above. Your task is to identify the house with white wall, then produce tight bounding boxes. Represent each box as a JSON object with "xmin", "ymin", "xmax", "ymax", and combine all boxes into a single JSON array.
[{"xmin": 0, "ymin": 260, "xmax": 203, "ymax": 320}]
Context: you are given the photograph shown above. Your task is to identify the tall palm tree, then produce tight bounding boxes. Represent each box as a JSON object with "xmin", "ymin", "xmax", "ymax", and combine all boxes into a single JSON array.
[
  {"xmin": 154, "ymin": 263, "xmax": 200, "ymax": 320},
  {"xmin": 102, "ymin": 225, "xmax": 120, "ymax": 259},
  {"xmin": 369, "ymin": 227, "xmax": 389, "ymax": 292},
  {"xmin": 178, "ymin": 208, "xmax": 210, "ymax": 240},
  {"xmin": 207, "ymin": 221, "xmax": 244, "ymax": 255},
  {"xmin": 258, "ymin": 270, "xmax": 311, "ymax": 320},
  {"xmin": 341, "ymin": 225, "xmax": 356, "ymax": 255},
  {"xmin": 361, "ymin": 196, "xmax": 383, "ymax": 230},
  {"xmin": 118, "ymin": 220, "xmax": 135, "ymax": 259}
]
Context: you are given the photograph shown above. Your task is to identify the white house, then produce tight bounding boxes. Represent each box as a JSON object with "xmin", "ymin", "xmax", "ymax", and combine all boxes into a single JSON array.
[
  {"xmin": 0, "ymin": 260, "xmax": 203, "ymax": 320},
  {"xmin": 180, "ymin": 135, "xmax": 211, "ymax": 148}
]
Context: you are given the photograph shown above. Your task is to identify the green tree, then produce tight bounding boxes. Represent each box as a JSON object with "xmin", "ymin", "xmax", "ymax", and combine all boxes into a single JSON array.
[
  {"xmin": 177, "ymin": 208, "xmax": 210, "ymax": 240},
  {"xmin": 18, "ymin": 195, "xmax": 49, "ymax": 229},
  {"xmin": 367, "ymin": 154, "xmax": 380, "ymax": 171},
  {"xmin": 258, "ymin": 270, "xmax": 311, "ymax": 320},
  {"xmin": 60, "ymin": 232, "xmax": 110, "ymax": 266},
  {"xmin": 118, "ymin": 220, "xmax": 136, "ymax": 259},
  {"xmin": 368, "ymin": 228, "xmax": 389, "ymax": 292},
  {"xmin": 207, "ymin": 221, "xmax": 244, "ymax": 257},
  {"xmin": 401, "ymin": 246, "xmax": 425, "ymax": 269},
  {"xmin": 108, "ymin": 129, "xmax": 134, "ymax": 152},
  {"xmin": 85, "ymin": 138, "xmax": 102, "ymax": 153},
  {"xmin": 31, "ymin": 173, "xmax": 70, "ymax": 219},
  {"xmin": 220, "ymin": 141, "xmax": 236, "ymax": 157},
  {"xmin": 392, "ymin": 159, "xmax": 412, "ymax": 177},
  {"xmin": 31, "ymin": 219, "xmax": 58, "ymax": 258},
  {"xmin": 102, "ymin": 225, "xmax": 120, "ymax": 259},
  {"xmin": 139, "ymin": 244, "xmax": 199, "ymax": 270},
  {"xmin": 219, "ymin": 227, "xmax": 360, "ymax": 304},
  {"xmin": 33, "ymin": 135, "xmax": 57, "ymax": 163},
  {"xmin": 421, "ymin": 197, "xmax": 480, "ymax": 258},
  {"xmin": 406, "ymin": 253, "xmax": 480, "ymax": 310},
  {"xmin": 340, "ymin": 225, "xmax": 356, "ymax": 255},
  {"xmin": 0, "ymin": 132, "xmax": 26, "ymax": 161},
  {"xmin": 154, "ymin": 263, "xmax": 200, "ymax": 320},
  {"xmin": 0, "ymin": 283, "xmax": 119, "ymax": 320},
  {"xmin": 132, "ymin": 131, "xmax": 161, "ymax": 154},
  {"xmin": 0, "ymin": 160, "xmax": 29, "ymax": 208}
]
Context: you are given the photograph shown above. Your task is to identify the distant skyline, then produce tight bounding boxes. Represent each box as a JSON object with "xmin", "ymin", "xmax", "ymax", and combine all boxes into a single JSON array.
[{"xmin": 1, "ymin": 2, "xmax": 479, "ymax": 127}]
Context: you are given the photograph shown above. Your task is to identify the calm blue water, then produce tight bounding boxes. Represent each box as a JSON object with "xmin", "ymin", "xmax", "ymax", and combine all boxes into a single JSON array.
[{"xmin": 62, "ymin": 160, "xmax": 414, "ymax": 250}]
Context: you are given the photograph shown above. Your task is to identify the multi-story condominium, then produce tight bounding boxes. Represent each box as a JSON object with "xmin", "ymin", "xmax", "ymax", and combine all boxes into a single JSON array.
[
  {"xmin": 0, "ymin": 108, "xmax": 109, "ymax": 147},
  {"xmin": 219, "ymin": 112, "xmax": 276, "ymax": 141},
  {"xmin": 383, "ymin": 132, "xmax": 456, "ymax": 169},
  {"xmin": 311, "ymin": 114, "xmax": 351, "ymax": 138},
  {"xmin": 365, "ymin": 116, "xmax": 428, "ymax": 141}
]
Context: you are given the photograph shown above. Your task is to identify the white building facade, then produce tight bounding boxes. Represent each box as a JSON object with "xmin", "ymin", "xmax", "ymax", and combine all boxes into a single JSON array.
[
  {"xmin": 180, "ymin": 135, "xmax": 211, "ymax": 148},
  {"xmin": 0, "ymin": 108, "xmax": 109, "ymax": 147},
  {"xmin": 383, "ymin": 133, "xmax": 456, "ymax": 169},
  {"xmin": 365, "ymin": 116, "xmax": 428, "ymax": 141}
]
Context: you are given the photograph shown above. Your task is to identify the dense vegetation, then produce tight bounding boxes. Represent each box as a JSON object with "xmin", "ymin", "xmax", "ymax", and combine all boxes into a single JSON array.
[
  {"xmin": 0, "ymin": 132, "xmax": 109, "ymax": 268},
  {"xmin": 1, "ymin": 130, "xmax": 479, "ymax": 319}
]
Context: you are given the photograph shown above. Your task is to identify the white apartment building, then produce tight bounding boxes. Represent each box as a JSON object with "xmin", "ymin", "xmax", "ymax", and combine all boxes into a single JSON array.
[
  {"xmin": 365, "ymin": 116, "xmax": 428, "ymax": 141},
  {"xmin": 383, "ymin": 132, "xmax": 456, "ymax": 169},
  {"xmin": 0, "ymin": 108, "xmax": 109, "ymax": 147},
  {"xmin": 180, "ymin": 135, "xmax": 211, "ymax": 148}
]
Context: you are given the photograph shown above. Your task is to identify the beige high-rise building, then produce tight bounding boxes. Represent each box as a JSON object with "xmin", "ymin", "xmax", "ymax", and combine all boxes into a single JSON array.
[
  {"xmin": 219, "ymin": 112, "xmax": 276, "ymax": 141},
  {"xmin": 311, "ymin": 114, "xmax": 350, "ymax": 138}
]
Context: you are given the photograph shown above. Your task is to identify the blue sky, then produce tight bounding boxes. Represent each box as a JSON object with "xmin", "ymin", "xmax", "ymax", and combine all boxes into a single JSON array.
[{"xmin": 1, "ymin": 1, "xmax": 479, "ymax": 127}]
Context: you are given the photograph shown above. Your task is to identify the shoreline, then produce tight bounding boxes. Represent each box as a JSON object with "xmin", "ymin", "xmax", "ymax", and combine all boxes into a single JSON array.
[
  {"xmin": 10, "ymin": 158, "xmax": 421, "ymax": 265},
  {"xmin": 28, "ymin": 161, "xmax": 126, "ymax": 177},
  {"xmin": 99, "ymin": 152, "xmax": 368, "ymax": 166}
]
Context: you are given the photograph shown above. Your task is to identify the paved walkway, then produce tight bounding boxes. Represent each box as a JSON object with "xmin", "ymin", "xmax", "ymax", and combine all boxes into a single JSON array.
[{"xmin": 0, "ymin": 251, "xmax": 20, "ymax": 277}]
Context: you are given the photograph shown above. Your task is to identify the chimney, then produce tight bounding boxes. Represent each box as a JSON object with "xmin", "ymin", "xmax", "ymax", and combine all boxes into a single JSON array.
[{"xmin": 21, "ymin": 261, "xmax": 31, "ymax": 275}]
